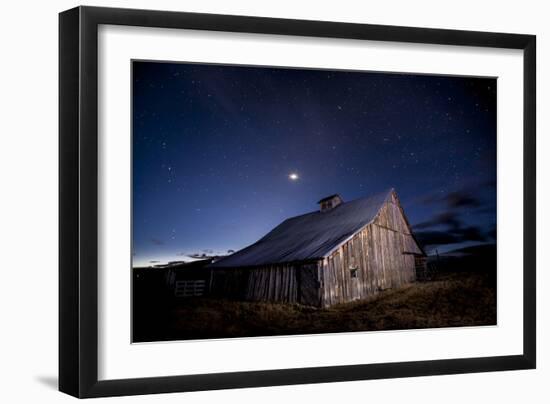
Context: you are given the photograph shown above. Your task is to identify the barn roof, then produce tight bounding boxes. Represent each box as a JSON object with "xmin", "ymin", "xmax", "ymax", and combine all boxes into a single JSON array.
[{"xmin": 210, "ymin": 189, "xmax": 395, "ymax": 268}]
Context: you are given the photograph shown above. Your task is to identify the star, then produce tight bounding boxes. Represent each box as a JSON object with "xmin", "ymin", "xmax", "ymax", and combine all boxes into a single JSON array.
[{"xmin": 289, "ymin": 173, "xmax": 299, "ymax": 181}]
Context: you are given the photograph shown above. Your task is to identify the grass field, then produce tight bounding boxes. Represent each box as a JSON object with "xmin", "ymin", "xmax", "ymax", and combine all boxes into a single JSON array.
[{"xmin": 133, "ymin": 269, "xmax": 496, "ymax": 342}]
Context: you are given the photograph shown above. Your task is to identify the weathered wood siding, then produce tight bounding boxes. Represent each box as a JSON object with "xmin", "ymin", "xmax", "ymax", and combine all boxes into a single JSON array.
[
  {"xmin": 210, "ymin": 263, "xmax": 320, "ymax": 305},
  {"xmin": 320, "ymin": 192, "xmax": 420, "ymax": 307}
]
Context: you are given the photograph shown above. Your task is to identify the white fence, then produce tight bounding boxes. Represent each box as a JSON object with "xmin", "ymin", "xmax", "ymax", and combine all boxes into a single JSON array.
[{"xmin": 174, "ymin": 280, "xmax": 206, "ymax": 297}]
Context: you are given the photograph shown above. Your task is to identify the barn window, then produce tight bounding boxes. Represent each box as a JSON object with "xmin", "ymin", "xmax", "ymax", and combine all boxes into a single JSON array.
[{"xmin": 350, "ymin": 267, "xmax": 358, "ymax": 278}]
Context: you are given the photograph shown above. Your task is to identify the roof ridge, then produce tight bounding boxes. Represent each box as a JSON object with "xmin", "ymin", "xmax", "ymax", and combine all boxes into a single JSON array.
[{"xmin": 287, "ymin": 188, "xmax": 393, "ymax": 220}]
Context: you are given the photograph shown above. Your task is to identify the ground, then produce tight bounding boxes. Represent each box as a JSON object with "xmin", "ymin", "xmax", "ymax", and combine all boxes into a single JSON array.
[{"xmin": 133, "ymin": 264, "xmax": 496, "ymax": 342}]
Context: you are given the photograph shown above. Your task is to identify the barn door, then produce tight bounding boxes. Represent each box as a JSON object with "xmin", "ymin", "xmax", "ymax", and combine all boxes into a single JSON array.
[{"xmin": 298, "ymin": 264, "xmax": 320, "ymax": 306}]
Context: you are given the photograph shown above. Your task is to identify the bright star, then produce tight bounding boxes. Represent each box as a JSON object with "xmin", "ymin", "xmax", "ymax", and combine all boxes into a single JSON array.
[{"xmin": 289, "ymin": 173, "xmax": 299, "ymax": 181}]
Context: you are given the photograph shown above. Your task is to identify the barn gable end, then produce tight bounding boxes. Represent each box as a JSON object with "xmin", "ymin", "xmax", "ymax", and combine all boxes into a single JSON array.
[{"xmin": 320, "ymin": 190, "xmax": 423, "ymax": 307}]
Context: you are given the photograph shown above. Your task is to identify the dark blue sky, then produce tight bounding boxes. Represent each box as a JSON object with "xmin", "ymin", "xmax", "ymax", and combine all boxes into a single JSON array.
[{"xmin": 132, "ymin": 61, "xmax": 496, "ymax": 267}]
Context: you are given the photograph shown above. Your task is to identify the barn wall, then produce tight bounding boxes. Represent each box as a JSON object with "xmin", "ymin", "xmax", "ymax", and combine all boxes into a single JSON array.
[
  {"xmin": 210, "ymin": 263, "xmax": 321, "ymax": 306},
  {"xmin": 321, "ymin": 193, "xmax": 419, "ymax": 307}
]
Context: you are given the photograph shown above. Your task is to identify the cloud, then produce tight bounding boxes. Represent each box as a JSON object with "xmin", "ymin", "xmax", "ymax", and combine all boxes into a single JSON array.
[
  {"xmin": 186, "ymin": 249, "xmax": 230, "ymax": 259},
  {"xmin": 422, "ymin": 190, "xmax": 481, "ymax": 209},
  {"xmin": 413, "ymin": 184, "xmax": 495, "ymax": 249},
  {"xmin": 457, "ymin": 226, "xmax": 486, "ymax": 242},
  {"xmin": 415, "ymin": 225, "xmax": 487, "ymax": 247},
  {"xmin": 445, "ymin": 191, "xmax": 481, "ymax": 208},
  {"xmin": 413, "ymin": 208, "xmax": 487, "ymax": 248},
  {"xmin": 188, "ymin": 253, "xmax": 211, "ymax": 259},
  {"xmin": 414, "ymin": 211, "xmax": 461, "ymax": 230},
  {"xmin": 414, "ymin": 231, "xmax": 461, "ymax": 246}
]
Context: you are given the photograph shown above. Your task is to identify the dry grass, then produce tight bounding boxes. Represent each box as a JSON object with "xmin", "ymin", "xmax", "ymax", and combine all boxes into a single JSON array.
[{"xmin": 133, "ymin": 271, "xmax": 496, "ymax": 342}]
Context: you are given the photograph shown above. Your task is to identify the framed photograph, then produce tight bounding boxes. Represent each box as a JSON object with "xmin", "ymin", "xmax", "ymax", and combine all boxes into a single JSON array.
[{"xmin": 59, "ymin": 6, "xmax": 536, "ymax": 398}]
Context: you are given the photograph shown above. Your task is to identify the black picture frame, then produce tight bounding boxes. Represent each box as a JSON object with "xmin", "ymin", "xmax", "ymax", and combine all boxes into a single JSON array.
[{"xmin": 59, "ymin": 6, "xmax": 536, "ymax": 398}]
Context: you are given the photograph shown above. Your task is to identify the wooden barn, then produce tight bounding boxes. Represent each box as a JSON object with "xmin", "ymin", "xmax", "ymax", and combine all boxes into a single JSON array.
[{"xmin": 208, "ymin": 189, "xmax": 426, "ymax": 307}]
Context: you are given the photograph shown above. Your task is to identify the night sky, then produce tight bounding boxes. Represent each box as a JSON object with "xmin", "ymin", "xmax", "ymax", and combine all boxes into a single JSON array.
[{"xmin": 132, "ymin": 61, "xmax": 496, "ymax": 267}]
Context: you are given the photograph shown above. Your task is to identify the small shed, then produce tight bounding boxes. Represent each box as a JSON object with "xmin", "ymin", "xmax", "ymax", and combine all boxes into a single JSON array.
[
  {"xmin": 163, "ymin": 259, "xmax": 213, "ymax": 298},
  {"xmin": 208, "ymin": 189, "xmax": 426, "ymax": 307}
]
